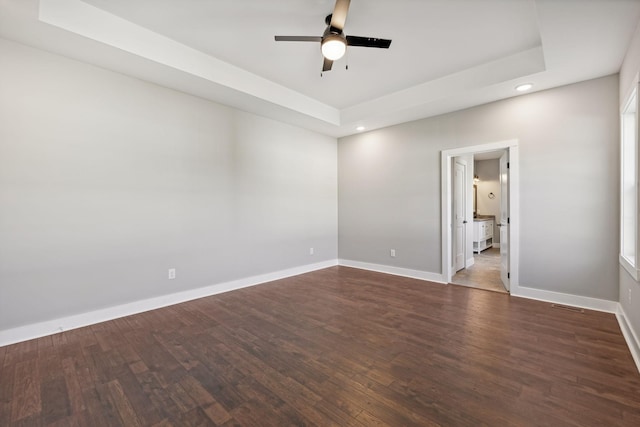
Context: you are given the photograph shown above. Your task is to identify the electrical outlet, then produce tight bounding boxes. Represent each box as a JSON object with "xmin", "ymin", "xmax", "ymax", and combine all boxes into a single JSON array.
[
  {"xmin": 390, "ymin": 249, "xmax": 396, "ymax": 257},
  {"xmin": 629, "ymin": 288, "xmax": 632, "ymax": 303},
  {"xmin": 309, "ymin": 247, "xmax": 314, "ymax": 255},
  {"xmin": 168, "ymin": 268, "xmax": 176, "ymax": 280}
]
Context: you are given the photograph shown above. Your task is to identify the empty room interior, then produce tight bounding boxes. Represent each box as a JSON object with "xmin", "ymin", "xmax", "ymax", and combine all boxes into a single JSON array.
[{"xmin": 3, "ymin": 0, "xmax": 640, "ymax": 425}]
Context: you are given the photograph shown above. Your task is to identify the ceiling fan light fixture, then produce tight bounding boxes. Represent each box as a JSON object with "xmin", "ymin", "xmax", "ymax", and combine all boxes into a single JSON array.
[{"xmin": 321, "ymin": 34, "xmax": 346, "ymax": 60}]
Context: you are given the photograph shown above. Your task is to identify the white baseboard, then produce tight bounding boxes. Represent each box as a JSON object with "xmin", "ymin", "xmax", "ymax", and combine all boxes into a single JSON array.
[
  {"xmin": 616, "ymin": 304, "xmax": 640, "ymax": 373},
  {"xmin": 5, "ymin": 258, "xmax": 637, "ymax": 375},
  {"xmin": 511, "ymin": 285, "xmax": 618, "ymax": 313},
  {"xmin": 493, "ymin": 243, "xmax": 501, "ymax": 248},
  {"xmin": 499, "ymin": 286, "xmax": 640, "ymax": 371},
  {"xmin": 338, "ymin": 259, "xmax": 446, "ymax": 284},
  {"xmin": 466, "ymin": 257, "xmax": 475, "ymax": 268},
  {"xmin": 0, "ymin": 259, "xmax": 338, "ymax": 347}
]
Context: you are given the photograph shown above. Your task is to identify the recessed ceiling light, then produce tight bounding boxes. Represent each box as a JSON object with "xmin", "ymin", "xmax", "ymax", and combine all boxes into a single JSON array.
[
  {"xmin": 515, "ymin": 83, "xmax": 533, "ymax": 92},
  {"xmin": 356, "ymin": 126, "xmax": 365, "ymax": 132}
]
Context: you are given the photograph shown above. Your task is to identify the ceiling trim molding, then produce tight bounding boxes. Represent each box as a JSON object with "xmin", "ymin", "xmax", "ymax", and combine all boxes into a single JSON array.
[
  {"xmin": 341, "ymin": 46, "xmax": 546, "ymax": 126},
  {"xmin": 0, "ymin": 0, "xmax": 633, "ymax": 137},
  {"xmin": 39, "ymin": 0, "xmax": 341, "ymax": 126}
]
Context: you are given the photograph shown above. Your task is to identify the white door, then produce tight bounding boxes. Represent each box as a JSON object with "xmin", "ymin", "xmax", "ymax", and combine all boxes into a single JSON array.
[
  {"xmin": 499, "ymin": 153, "xmax": 510, "ymax": 291},
  {"xmin": 454, "ymin": 161, "xmax": 466, "ymax": 272}
]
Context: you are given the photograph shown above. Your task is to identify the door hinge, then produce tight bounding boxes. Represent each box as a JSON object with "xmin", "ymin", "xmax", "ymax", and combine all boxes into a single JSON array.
[
  {"xmin": 507, "ymin": 162, "xmax": 510, "ymax": 169},
  {"xmin": 508, "ymin": 272, "xmax": 510, "ymax": 279},
  {"xmin": 507, "ymin": 217, "xmax": 510, "ymax": 224}
]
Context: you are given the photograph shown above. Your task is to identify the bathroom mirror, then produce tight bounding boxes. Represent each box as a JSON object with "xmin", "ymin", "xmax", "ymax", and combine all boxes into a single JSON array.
[{"xmin": 473, "ymin": 185, "xmax": 477, "ymax": 217}]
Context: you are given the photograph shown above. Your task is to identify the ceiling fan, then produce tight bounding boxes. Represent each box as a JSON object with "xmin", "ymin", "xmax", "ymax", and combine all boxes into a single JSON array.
[{"xmin": 274, "ymin": 0, "xmax": 392, "ymax": 73}]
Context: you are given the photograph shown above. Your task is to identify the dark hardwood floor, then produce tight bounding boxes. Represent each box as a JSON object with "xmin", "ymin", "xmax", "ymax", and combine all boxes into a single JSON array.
[{"xmin": 2, "ymin": 266, "xmax": 640, "ymax": 426}]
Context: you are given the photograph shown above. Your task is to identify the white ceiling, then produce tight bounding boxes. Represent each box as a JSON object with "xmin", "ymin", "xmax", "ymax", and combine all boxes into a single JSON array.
[
  {"xmin": 474, "ymin": 150, "xmax": 506, "ymax": 161},
  {"xmin": 83, "ymin": 0, "xmax": 543, "ymax": 109},
  {"xmin": 1, "ymin": 0, "xmax": 639, "ymax": 137}
]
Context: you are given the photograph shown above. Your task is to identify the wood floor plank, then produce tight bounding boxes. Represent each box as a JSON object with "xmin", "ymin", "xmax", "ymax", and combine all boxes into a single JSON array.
[
  {"xmin": 2, "ymin": 266, "xmax": 640, "ymax": 426},
  {"xmin": 10, "ymin": 358, "xmax": 41, "ymax": 422},
  {"xmin": 76, "ymin": 388, "xmax": 114, "ymax": 427},
  {"xmin": 113, "ymin": 369, "xmax": 164, "ymax": 426},
  {"xmin": 0, "ymin": 344, "xmax": 7, "ymax": 371},
  {"xmin": 184, "ymin": 363, "xmax": 245, "ymax": 412},
  {"xmin": 40, "ymin": 377, "xmax": 70, "ymax": 425},
  {"xmin": 0, "ymin": 356, "xmax": 15, "ymax": 426},
  {"xmin": 60, "ymin": 358, "xmax": 85, "ymax": 416},
  {"xmin": 106, "ymin": 380, "xmax": 142, "ymax": 427},
  {"xmin": 173, "ymin": 405, "xmax": 217, "ymax": 427},
  {"xmin": 201, "ymin": 401, "xmax": 232, "ymax": 426}
]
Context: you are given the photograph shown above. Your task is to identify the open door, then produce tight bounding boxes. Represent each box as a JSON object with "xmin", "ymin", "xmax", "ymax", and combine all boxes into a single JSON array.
[
  {"xmin": 453, "ymin": 160, "xmax": 467, "ymax": 272},
  {"xmin": 499, "ymin": 153, "xmax": 510, "ymax": 291}
]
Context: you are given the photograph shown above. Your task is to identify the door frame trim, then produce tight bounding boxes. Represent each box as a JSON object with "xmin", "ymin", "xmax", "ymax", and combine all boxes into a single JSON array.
[{"xmin": 441, "ymin": 139, "xmax": 520, "ymax": 293}]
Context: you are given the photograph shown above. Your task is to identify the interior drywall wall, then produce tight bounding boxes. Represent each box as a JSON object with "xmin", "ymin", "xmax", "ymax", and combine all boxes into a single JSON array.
[
  {"xmin": 339, "ymin": 74, "xmax": 619, "ymax": 301},
  {"xmin": 0, "ymin": 39, "xmax": 338, "ymax": 330},
  {"xmin": 475, "ymin": 159, "xmax": 501, "ymax": 243}
]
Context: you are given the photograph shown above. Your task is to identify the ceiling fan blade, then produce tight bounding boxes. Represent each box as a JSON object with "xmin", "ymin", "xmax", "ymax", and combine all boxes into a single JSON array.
[
  {"xmin": 322, "ymin": 57, "xmax": 334, "ymax": 72},
  {"xmin": 330, "ymin": 0, "xmax": 351, "ymax": 31},
  {"xmin": 275, "ymin": 36, "xmax": 322, "ymax": 42},
  {"xmin": 346, "ymin": 35, "xmax": 392, "ymax": 49}
]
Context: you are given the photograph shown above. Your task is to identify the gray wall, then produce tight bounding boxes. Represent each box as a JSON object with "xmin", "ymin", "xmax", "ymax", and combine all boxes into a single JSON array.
[
  {"xmin": 0, "ymin": 32, "xmax": 628, "ymax": 332},
  {"xmin": 339, "ymin": 74, "xmax": 620, "ymax": 301},
  {"xmin": 0, "ymin": 39, "xmax": 338, "ymax": 330}
]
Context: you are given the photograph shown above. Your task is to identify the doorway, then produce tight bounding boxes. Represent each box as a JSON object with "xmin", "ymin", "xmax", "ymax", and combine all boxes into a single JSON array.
[
  {"xmin": 441, "ymin": 140, "xmax": 520, "ymax": 294},
  {"xmin": 453, "ymin": 150, "xmax": 505, "ymax": 292}
]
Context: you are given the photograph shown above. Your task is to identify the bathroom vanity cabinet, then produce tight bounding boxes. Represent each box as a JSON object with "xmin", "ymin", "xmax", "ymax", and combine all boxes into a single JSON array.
[{"xmin": 473, "ymin": 218, "xmax": 494, "ymax": 253}]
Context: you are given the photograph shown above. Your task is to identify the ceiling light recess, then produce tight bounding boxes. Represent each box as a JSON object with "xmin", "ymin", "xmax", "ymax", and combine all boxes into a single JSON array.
[
  {"xmin": 356, "ymin": 126, "xmax": 365, "ymax": 132},
  {"xmin": 321, "ymin": 34, "xmax": 347, "ymax": 60},
  {"xmin": 515, "ymin": 83, "xmax": 533, "ymax": 92}
]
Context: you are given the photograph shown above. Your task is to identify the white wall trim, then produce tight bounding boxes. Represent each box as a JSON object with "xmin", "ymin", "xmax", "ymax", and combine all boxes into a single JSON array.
[
  {"xmin": 619, "ymin": 254, "xmax": 640, "ymax": 281},
  {"xmin": 336, "ymin": 260, "xmax": 640, "ymax": 372},
  {"xmin": 512, "ymin": 287, "xmax": 639, "ymax": 372},
  {"xmin": 616, "ymin": 303, "xmax": 640, "ymax": 373},
  {"xmin": 5, "ymin": 257, "xmax": 636, "ymax": 374},
  {"xmin": 466, "ymin": 257, "xmax": 475, "ymax": 268},
  {"xmin": 339, "ymin": 259, "xmax": 618, "ymax": 314},
  {"xmin": 38, "ymin": 0, "xmax": 340, "ymax": 126},
  {"xmin": 0, "ymin": 259, "xmax": 338, "ymax": 347},
  {"xmin": 338, "ymin": 259, "xmax": 447, "ymax": 284},
  {"xmin": 511, "ymin": 286, "xmax": 618, "ymax": 313}
]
